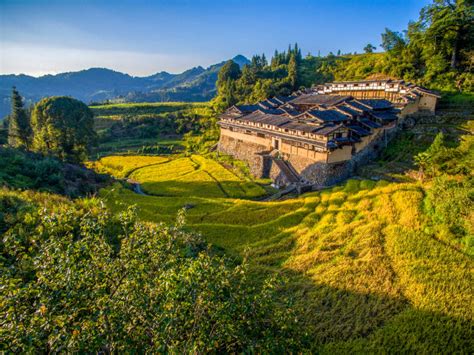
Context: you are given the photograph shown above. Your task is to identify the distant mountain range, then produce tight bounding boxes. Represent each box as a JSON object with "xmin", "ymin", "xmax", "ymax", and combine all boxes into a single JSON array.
[{"xmin": 0, "ymin": 55, "xmax": 250, "ymax": 118}]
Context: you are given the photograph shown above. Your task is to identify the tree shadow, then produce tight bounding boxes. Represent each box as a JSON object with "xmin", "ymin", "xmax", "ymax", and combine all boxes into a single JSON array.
[{"xmin": 248, "ymin": 266, "xmax": 473, "ymax": 352}]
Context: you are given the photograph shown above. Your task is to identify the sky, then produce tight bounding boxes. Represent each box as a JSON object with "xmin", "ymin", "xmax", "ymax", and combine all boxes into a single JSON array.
[{"xmin": 0, "ymin": 0, "xmax": 432, "ymax": 77}]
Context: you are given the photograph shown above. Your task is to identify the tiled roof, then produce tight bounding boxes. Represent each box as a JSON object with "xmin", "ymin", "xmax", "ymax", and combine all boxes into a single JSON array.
[
  {"xmin": 290, "ymin": 94, "xmax": 352, "ymax": 106},
  {"xmin": 412, "ymin": 87, "xmax": 441, "ymax": 98},
  {"xmin": 356, "ymin": 99, "xmax": 393, "ymax": 110},
  {"xmin": 266, "ymin": 98, "xmax": 282, "ymax": 106},
  {"xmin": 305, "ymin": 109, "xmax": 348, "ymax": 122},
  {"xmin": 345, "ymin": 100, "xmax": 370, "ymax": 112},
  {"xmin": 258, "ymin": 101, "xmax": 276, "ymax": 109},
  {"xmin": 371, "ymin": 111, "xmax": 398, "ymax": 122},
  {"xmin": 257, "ymin": 108, "xmax": 285, "ymax": 115},
  {"xmin": 235, "ymin": 104, "xmax": 260, "ymax": 113},
  {"xmin": 279, "ymin": 107, "xmax": 301, "ymax": 117},
  {"xmin": 335, "ymin": 105, "xmax": 361, "ymax": 117},
  {"xmin": 238, "ymin": 112, "xmax": 291, "ymax": 127},
  {"xmin": 280, "ymin": 121, "xmax": 321, "ymax": 133},
  {"xmin": 274, "ymin": 96, "xmax": 295, "ymax": 104},
  {"xmin": 314, "ymin": 124, "xmax": 345, "ymax": 136},
  {"xmin": 359, "ymin": 118, "xmax": 382, "ymax": 129},
  {"xmin": 346, "ymin": 125, "xmax": 371, "ymax": 136}
]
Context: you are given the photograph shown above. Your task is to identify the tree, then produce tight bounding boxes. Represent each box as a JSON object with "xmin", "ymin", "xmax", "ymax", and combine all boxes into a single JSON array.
[
  {"xmin": 414, "ymin": 132, "xmax": 448, "ymax": 179},
  {"xmin": 213, "ymin": 60, "xmax": 242, "ymax": 111},
  {"xmin": 419, "ymin": 0, "xmax": 474, "ymax": 70},
  {"xmin": 414, "ymin": 151, "xmax": 431, "ymax": 181},
  {"xmin": 31, "ymin": 96, "xmax": 96, "ymax": 163},
  {"xmin": 8, "ymin": 87, "xmax": 31, "ymax": 149},
  {"xmin": 381, "ymin": 28, "xmax": 406, "ymax": 52},
  {"xmin": 287, "ymin": 53, "xmax": 299, "ymax": 90},
  {"xmin": 294, "ymin": 42, "xmax": 302, "ymax": 62},
  {"xmin": 1, "ymin": 202, "xmax": 302, "ymax": 352},
  {"xmin": 217, "ymin": 60, "xmax": 241, "ymax": 85},
  {"xmin": 364, "ymin": 43, "xmax": 377, "ymax": 53}
]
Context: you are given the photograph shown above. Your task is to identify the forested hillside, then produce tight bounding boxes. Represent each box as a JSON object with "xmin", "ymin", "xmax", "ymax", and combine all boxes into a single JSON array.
[{"xmin": 213, "ymin": 0, "xmax": 473, "ymax": 110}]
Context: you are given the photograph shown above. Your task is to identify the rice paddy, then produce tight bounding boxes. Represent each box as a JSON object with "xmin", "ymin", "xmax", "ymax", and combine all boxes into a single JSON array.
[
  {"xmin": 92, "ymin": 154, "xmax": 473, "ymax": 352},
  {"xmin": 94, "ymin": 154, "xmax": 268, "ymax": 198},
  {"xmin": 87, "ymin": 155, "xmax": 170, "ymax": 178}
]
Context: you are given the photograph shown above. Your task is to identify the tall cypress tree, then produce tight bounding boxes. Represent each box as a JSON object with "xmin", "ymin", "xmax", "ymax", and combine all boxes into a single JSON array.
[
  {"xmin": 8, "ymin": 87, "xmax": 31, "ymax": 149},
  {"xmin": 287, "ymin": 53, "xmax": 298, "ymax": 90}
]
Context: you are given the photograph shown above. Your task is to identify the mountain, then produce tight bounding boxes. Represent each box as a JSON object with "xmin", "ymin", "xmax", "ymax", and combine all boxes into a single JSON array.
[{"xmin": 0, "ymin": 55, "xmax": 250, "ymax": 118}]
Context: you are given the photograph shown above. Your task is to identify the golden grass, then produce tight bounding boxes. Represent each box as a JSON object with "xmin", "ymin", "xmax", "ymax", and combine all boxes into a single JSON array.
[
  {"xmin": 117, "ymin": 155, "xmax": 267, "ymax": 198},
  {"xmin": 88, "ymin": 155, "xmax": 169, "ymax": 178}
]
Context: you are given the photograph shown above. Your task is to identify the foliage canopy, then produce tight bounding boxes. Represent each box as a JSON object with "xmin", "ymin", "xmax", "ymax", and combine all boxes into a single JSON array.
[{"xmin": 31, "ymin": 96, "xmax": 96, "ymax": 163}]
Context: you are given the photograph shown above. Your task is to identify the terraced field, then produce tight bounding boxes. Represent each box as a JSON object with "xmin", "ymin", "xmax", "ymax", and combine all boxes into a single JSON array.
[
  {"xmin": 93, "ymin": 154, "xmax": 267, "ymax": 199},
  {"xmin": 87, "ymin": 155, "xmax": 170, "ymax": 178},
  {"xmin": 96, "ymin": 156, "xmax": 474, "ymax": 352}
]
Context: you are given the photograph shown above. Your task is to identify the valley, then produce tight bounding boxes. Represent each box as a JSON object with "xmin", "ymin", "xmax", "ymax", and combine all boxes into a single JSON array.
[{"xmin": 1, "ymin": 0, "xmax": 473, "ymax": 351}]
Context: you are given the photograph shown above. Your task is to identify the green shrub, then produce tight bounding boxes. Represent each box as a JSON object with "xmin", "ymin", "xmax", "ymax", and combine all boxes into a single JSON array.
[
  {"xmin": 0, "ymin": 147, "xmax": 108, "ymax": 197},
  {"xmin": 0, "ymin": 197, "xmax": 302, "ymax": 353}
]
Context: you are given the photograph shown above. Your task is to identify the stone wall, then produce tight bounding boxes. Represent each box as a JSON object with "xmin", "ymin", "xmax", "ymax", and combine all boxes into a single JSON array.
[{"xmin": 218, "ymin": 133, "xmax": 269, "ymax": 177}]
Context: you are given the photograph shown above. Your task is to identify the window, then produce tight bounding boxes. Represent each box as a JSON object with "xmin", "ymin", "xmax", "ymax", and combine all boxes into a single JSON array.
[
  {"xmin": 245, "ymin": 130, "xmax": 252, "ymax": 135},
  {"xmin": 257, "ymin": 133, "xmax": 265, "ymax": 138},
  {"xmin": 229, "ymin": 127, "xmax": 233, "ymax": 131}
]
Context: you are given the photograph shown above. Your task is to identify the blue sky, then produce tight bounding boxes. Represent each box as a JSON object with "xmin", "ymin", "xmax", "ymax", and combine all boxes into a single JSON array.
[{"xmin": 0, "ymin": 0, "xmax": 431, "ymax": 77}]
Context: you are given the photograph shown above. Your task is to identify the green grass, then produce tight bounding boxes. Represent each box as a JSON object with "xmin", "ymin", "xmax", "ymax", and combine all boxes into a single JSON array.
[
  {"xmin": 90, "ymin": 101, "xmax": 213, "ymax": 157},
  {"xmin": 90, "ymin": 102, "xmax": 209, "ymax": 121},
  {"xmin": 93, "ymin": 137, "xmax": 184, "ymax": 157},
  {"xmin": 91, "ymin": 102, "xmax": 210, "ymax": 130},
  {"xmin": 438, "ymin": 92, "xmax": 474, "ymax": 111}
]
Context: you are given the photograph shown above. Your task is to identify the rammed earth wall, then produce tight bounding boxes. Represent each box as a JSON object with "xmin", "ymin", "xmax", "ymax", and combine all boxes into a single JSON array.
[
  {"xmin": 218, "ymin": 125, "xmax": 399, "ymax": 187},
  {"xmin": 293, "ymin": 125, "xmax": 399, "ymax": 187}
]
